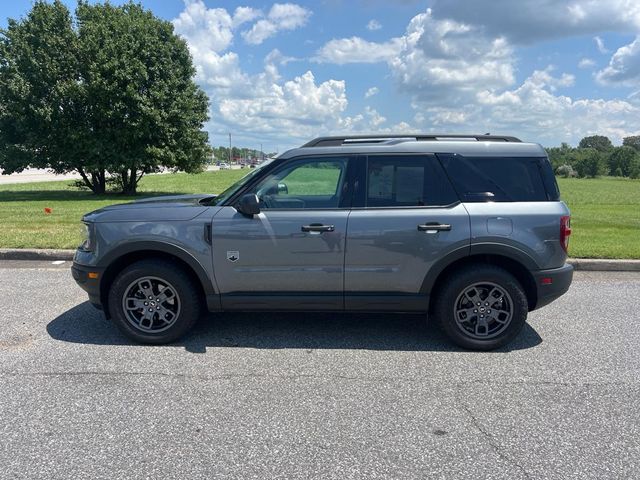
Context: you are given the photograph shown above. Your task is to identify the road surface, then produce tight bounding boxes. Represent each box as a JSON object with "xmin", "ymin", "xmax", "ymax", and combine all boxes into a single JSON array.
[{"xmin": 0, "ymin": 262, "xmax": 638, "ymax": 479}]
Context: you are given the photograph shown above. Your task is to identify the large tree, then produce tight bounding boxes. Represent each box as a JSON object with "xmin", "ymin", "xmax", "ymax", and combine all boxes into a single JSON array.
[
  {"xmin": 0, "ymin": 1, "xmax": 210, "ymax": 194},
  {"xmin": 622, "ymin": 135, "xmax": 640, "ymax": 151},
  {"xmin": 578, "ymin": 135, "xmax": 613, "ymax": 152}
]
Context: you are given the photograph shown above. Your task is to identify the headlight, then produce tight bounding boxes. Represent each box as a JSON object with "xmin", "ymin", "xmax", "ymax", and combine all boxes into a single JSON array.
[{"xmin": 79, "ymin": 222, "xmax": 95, "ymax": 251}]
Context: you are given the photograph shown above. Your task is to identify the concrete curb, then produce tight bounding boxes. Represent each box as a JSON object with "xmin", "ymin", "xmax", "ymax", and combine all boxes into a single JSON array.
[
  {"xmin": 0, "ymin": 248, "xmax": 75, "ymax": 261},
  {"xmin": 1, "ymin": 248, "xmax": 640, "ymax": 271},
  {"xmin": 567, "ymin": 258, "xmax": 640, "ymax": 271}
]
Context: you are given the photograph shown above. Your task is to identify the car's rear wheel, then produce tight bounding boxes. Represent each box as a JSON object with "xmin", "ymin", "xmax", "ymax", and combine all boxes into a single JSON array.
[
  {"xmin": 434, "ymin": 265, "xmax": 528, "ymax": 350},
  {"xmin": 108, "ymin": 260, "xmax": 202, "ymax": 344}
]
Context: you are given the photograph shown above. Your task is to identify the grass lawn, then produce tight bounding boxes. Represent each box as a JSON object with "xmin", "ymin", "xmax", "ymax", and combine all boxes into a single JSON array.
[
  {"xmin": 557, "ymin": 177, "xmax": 640, "ymax": 259},
  {"xmin": 0, "ymin": 171, "xmax": 638, "ymax": 258},
  {"xmin": 0, "ymin": 170, "xmax": 245, "ymax": 249}
]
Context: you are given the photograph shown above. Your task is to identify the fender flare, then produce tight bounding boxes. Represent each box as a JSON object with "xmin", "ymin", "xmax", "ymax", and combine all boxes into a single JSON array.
[
  {"xmin": 98, "ymin": 241, "xmax": 215, "ymax": 296},
  {"xmin": 420, "ymin": 243, "xmax": 539, "ymax": 294}
]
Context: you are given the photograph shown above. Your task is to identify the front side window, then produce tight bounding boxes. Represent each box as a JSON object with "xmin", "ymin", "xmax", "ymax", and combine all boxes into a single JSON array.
[
  {"xmin": 365, "ymin": 155, "xmax": 458, "ymax": 207},
  {"xmin": 248, "ymin": 157, "xmax": 348, "ymax": 209}
]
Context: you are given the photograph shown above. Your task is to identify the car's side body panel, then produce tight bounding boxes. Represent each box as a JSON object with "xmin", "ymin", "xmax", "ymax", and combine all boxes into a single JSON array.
[
  {"xmin": 344, "ymin": 204, "xmax": 471, "ymax": 309},
  {"xmin": 464, "ymin": 201, "xmax": 570, "ymax": 270},
  {"xmin": 210, "ymin": 206, "xmax": 349, "ymax": 310}
]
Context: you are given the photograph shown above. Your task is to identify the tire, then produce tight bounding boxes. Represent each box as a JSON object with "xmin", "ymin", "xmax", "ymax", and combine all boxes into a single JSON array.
[
  {"xmin": 434, "ymin": 265, "xmax": 528, "ymax": 351},
  {"xmin": 107, "ymin": 259, "xmax": 202, "ymax": 344}
]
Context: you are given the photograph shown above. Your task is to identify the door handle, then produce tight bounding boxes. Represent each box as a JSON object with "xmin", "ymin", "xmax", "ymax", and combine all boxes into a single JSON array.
[
  {"xmin": 301, "ymin": 223, "xmax": 335, "ymax": 233},
  {"xmin": 417, "ymin": 222, "xmax": 451, "ymax": 232}
]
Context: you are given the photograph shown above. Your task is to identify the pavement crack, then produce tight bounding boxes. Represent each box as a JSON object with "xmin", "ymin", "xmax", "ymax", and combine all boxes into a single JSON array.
[{"xmin": 454, "ymin": 388, "xmax": 532, "ymax": 480}]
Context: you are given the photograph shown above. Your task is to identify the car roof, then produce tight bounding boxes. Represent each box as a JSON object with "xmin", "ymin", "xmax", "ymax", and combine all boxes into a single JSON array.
[{"xmin": 278, "ymin": 135, "xmax": 547, "ymax": 159}]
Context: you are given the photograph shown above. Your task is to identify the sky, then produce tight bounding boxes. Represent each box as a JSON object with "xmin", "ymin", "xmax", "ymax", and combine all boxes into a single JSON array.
[{"xmin": 3, "ymin": 0, "xmax": 640, "ymax": 152}]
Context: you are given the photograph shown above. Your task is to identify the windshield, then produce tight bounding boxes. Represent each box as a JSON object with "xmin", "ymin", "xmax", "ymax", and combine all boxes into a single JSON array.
[{"xmin": 210, "ymin": 160, "xmax": 273, "ymax": 205}]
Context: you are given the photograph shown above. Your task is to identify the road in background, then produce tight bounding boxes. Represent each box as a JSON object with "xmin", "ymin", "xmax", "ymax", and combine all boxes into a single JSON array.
[
  {"xmin": 0, "ymin": 165, "xmax": 245, "ymax": 185},
  {"xmin": 0, "ymin": 263, "xmax": 638, "ymax": 479},
  {"xmin": 0, "ymin": 168, "xmax": 81, "ymax": 185}
]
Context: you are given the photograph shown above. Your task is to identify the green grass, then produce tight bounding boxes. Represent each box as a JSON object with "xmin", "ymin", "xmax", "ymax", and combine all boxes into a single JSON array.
[
  {"xmin": 0, "ymin": 171, "xmax": 638, "ymax": 258},
  {"xmin": 0, "ymin": 170, "xmax": 245, "ymax": 249},
  {"xmin": 557, "ymin": 177, "xmax": 640, "ymax": 259}
]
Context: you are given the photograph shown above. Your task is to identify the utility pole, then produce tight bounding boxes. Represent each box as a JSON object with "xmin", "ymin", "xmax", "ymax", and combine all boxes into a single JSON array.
[
  {"xmin": 228, "ymin": 133, "xmax": 232, "ymax": 164},
  {"xmin": 260, "ymin": 143, "xmax": 263, "ymax": 162}
]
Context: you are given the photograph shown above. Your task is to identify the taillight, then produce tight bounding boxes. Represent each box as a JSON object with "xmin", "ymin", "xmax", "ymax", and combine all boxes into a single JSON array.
[{"xmin": 560, "ymin": 215, "xmax": 571, "ymax": 253}]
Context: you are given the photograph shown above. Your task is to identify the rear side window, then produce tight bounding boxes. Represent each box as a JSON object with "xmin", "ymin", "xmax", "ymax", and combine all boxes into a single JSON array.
[
  {"xmin": 437, "ymin": 154, "xmax": 553, "ymax": 202},
  {"xmin": 366, "ymin": 155, "xmax": 458, "ymax": 207}
]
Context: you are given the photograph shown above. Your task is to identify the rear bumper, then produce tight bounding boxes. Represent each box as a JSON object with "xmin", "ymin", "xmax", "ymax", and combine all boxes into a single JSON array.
[
  {"xmin": 71, "ymin": 262, "xmax": 105, "ymax": 308},
  {"xmin": 532, "ymin": 263, "xmax": 574, "ymax": 310}
]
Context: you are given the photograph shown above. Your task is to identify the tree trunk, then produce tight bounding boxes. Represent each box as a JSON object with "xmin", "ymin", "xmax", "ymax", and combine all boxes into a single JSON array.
[
  {"xmin": 78, "ymin": 168, "xmax": 106, "ymax": 194},
  {"xmin": 121, "ymin": 168, "xmax": 140, "ymax": 195}
]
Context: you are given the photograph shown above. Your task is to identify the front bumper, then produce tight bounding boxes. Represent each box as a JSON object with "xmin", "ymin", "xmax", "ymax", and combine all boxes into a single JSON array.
[
  {"xmin": 71, "ymin": 262, "xmax": 105, "ymax": 309},
  {"xmin": 532, "ymin": 263, "xmax": 574, "ymax": 310}
]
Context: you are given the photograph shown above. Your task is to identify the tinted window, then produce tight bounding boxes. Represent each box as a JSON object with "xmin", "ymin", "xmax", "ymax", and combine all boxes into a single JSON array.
[
  {"xmin": 438, "ymin": 154, "xmax": 550, "ymax": 202},
  {"xmin": 249, "ymin": 157, "xmax": 348, "ymax": 209},
  {"xmin": 365, "ymin": 155, "xmax": 458, "ymax": 207}
]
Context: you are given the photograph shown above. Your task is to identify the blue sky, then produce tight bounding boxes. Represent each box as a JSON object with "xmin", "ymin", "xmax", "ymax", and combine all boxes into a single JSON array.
[{"xmin": 3, "ymin": 0, "xmax": 640, "ymax": 151}]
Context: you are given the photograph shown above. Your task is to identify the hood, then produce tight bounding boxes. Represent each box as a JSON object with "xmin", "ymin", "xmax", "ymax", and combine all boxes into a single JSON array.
[{"xmin": 83, "ymin": 194, "xmax": 218, "ymax": 223}]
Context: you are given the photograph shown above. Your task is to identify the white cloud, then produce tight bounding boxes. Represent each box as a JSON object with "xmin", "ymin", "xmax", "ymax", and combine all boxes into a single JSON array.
[
  {"xmin": 594, "ymin": 36, "xmax": 609, "ymax": 54},
  {"xmin": 317, "ymin": 9, "xmax": 515, "ymax": 105},
  {"xmin": 314, "ymin": 36, "xmax": 402, "ymax": 64},
  {"xmin": 218, "ymin": 71, "xmax": 348, "ymax": 137},
  {"xmin": 366, "ymin": 19, "xmax": 382, "ymax": 31},
  {"xmin": 365, "ymin": 106, "xmax": 386, "ymax": 127},
  {"xmin": 173, "ymin": 1, "xmax": 235, "ymax": 53},
  {"xmin": 265, "ymin": 48, "xmax": 297, "ymax": 66},
  {"xmin": 241, "ymin": 3, "xmax": 312, "ymax": 45},
  {"xmin": 596, "ymin": 36, "xmax": 640, "ymax": 86},
  {"xmin": 365, "ymin": 87, "xmax": 379, "ymax": 98},
  {"xmin": 460, "ymin": 69, "xmax": 640, "ymax": 144},
  {"xmin": 175, "ymin": 1, "xmax": 640, "ymax": 148},
  {"xmin": 578, "ymin": 57, "xmax": 596, "ymax": 69},
  {"xmin": 232, "ymin": 6, "xmax": 262, "ymax": 27},
  {"xmin": 430, "ymin": 0, "xmax": 640, "ymax": 44},
  {"xmin": 172, "ymin": 1, "xmax": 398, "ymax": 147},
  {"xmin": 390, "ymin": 10, "xmax": 515, "ymax": 103}
]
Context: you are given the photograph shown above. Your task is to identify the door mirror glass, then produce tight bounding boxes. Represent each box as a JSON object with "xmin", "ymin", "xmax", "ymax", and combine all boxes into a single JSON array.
[
  {"xmin": 237, "ymin": 193, "xmax": 260, "ymax": 216},
  {"xmin": 277, "ymin": 182, "xmax": 288, "ymax": 194}
]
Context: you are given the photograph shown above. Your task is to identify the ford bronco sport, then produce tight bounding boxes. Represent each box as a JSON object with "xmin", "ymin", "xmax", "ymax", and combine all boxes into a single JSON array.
[{"xmin": 72, "ymin": 134, "xmax": 573, "ymax": 350}]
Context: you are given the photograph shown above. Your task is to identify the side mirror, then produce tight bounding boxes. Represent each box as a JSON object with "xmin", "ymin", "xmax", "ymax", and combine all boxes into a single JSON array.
[
  {"xmin": 237, "ymin": 193, "xmax": 260, "ymax": 216},
  {"xmin": 277, "ymin": 182, "xmax": 288, "ymax": 195}
]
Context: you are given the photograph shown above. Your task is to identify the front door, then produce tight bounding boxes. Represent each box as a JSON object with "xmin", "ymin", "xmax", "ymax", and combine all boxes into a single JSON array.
[{"xmin": 211, "ymin": 156, "xmax": 352, "ymax": 310}]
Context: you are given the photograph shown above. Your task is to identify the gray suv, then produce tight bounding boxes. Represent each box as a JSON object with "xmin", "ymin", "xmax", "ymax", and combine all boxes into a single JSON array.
[{"xmin": 72, "ymin": 134, "xmax": 573, "ymax": 350}]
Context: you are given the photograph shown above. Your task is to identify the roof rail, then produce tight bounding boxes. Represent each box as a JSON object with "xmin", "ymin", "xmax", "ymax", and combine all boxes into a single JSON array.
[{"xmin": 301, "ymin": 134, "xmax": 522, "ymax": 147}]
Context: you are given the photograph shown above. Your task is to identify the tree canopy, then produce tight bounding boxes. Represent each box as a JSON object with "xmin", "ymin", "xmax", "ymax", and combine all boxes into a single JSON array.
[
  {"xmin": 0, "ymin": 0, "xmax": 211, "ymax": 194},
  {"xmin": 577, "ymin": 135, "xmax": 613, "ymax": 152}
]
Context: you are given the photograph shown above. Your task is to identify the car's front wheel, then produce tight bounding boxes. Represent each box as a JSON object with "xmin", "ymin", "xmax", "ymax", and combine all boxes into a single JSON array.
[
  {"xmin": 108, "ymin": 260, "xmax": 202, "ymax": 344},
  {"xmin": 434, "ymin": 265, "xmax": 528, "ymax": 350}
]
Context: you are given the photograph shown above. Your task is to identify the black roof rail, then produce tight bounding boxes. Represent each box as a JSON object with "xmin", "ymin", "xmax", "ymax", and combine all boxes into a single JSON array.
[{"xmin": 301, "ymin": 134, "xmax": 522, "ymax": 147}]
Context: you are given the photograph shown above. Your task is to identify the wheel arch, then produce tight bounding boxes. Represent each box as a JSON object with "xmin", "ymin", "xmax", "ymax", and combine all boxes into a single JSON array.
[
  {"xmin": 423, "ymin": 249, "xmax": 539, "ymax": 312},
  {"xmin": 98, "ymin": 242, "xmax": 215, "ymax": 318}
]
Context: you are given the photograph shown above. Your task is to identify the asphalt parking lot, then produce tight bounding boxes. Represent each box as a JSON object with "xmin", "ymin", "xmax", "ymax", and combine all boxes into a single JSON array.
[{"xmin": 0, "ymin": 261, "xmax": 638, "ymax": 479}]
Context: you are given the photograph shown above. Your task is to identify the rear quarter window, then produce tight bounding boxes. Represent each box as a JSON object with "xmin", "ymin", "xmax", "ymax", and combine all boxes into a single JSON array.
[{"xmin": 437, "ymin": 154, "xmax": 555, "ymax": 202}]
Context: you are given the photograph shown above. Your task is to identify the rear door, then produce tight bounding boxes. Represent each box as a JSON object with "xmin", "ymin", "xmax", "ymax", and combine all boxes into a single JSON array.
[
  {"xmin": 211, "ymin": 156, "xmax": 353, "ymax": 310},
  {"xmin": 344, "ymin": 154, "xmax": 470, "ymax": 310}
]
